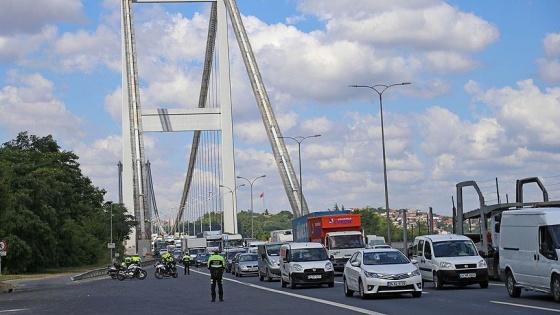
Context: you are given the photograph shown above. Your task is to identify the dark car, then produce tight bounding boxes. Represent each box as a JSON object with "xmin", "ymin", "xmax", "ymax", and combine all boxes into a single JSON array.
[
  {"xmin": 195, "ymin": 252, "xmax": 210, "ymax": 267},
  {"xmin": 231, "ymin": 253, "xmax": 243, "ymax": 274},
  {"xmin": 225, "ymin": 248, "xmax": 247, "ymax": 273}
]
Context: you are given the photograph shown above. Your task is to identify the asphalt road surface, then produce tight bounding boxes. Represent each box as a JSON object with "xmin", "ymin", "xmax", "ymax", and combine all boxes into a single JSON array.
[{"xmin": 1, "ymin": 265, "xmax": 559, "ymax": 315}]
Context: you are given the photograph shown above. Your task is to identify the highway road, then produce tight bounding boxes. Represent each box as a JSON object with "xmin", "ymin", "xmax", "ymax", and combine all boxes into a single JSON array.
[{"xmin": 1, "ymin": 265, "xmax": 559, "ymax": 315}]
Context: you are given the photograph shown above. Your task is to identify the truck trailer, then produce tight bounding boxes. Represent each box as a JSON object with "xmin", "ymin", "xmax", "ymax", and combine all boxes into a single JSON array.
[{"xmin": 292, "ymin": 210, "xmax": 364, "ymax": 271}]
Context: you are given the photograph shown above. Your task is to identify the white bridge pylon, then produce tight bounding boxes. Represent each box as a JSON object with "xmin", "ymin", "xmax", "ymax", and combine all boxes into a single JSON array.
[{"xmin": 121, "ymin": 0, "xmax": 306, "ymax": 255}]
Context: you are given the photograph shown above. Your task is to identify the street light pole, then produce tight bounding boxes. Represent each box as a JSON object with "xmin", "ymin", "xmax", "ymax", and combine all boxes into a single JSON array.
[
  {"xmin": 219, "ymin": 184, "xmax": 245, "ymax": 234},
  {"xmin": 107, "ymin": 201, "xmax": 113, "ymax": 264},
  {"xmin": 237, "ymin": 175, "xmax": 266, "ymax": 239},
  {"xmin": 349, "ymin": 82, "xmax": 411, "ymax": 246},
  {"xmin": 278, "ymin": 135, "xmax": 321, "ymax": 215}
]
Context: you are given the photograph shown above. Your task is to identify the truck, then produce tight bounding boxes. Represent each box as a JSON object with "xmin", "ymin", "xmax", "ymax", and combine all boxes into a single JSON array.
[
  {"xmin": 270, "ymin": 229, "xmax": 293, "ymax": 243},
  {"xmin": 223, "ymin": 233, "xmax": 243, "ymax": 249},
  {"xmin": 365, "ymin": 235, "xmax": 386, "ymax": 247},
  {"xmin": 183, "ymin": 237, "xmax": 207, "ymax": 262},
  {"xmin": 455, "ymin": 176, "xmax": 560, "ymax": 280},
  {"xmin": 292, "ymin": 210, "xmax": 365, "ymax": 272},
  {"xmin": 203, "ymin": 231, "xmax": 222, "ymax": 252}
]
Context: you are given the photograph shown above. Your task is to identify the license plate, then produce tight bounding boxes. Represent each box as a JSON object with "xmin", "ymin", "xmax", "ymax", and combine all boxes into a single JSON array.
[
  {"xmin": 308, "ymin": 275, "xmax": 322, "ymax": 279},
  {"xmin": 459, "ymin": 273, "xmax": 476, "ymax": 278},
  {"xmin": 388, "ymin": 281, "xmax": 406, "ymax": 287}
]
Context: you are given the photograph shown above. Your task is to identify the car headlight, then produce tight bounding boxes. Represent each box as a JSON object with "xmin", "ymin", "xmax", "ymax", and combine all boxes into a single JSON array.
[
  {"xmin": 325, "ymin": 261, "xmax": 333, "ymax": 271},
  {"xmin": 478, "ymin": 259, "xmax": 487, "ymax": 268},
  {"xmin": 408, "ymin": 269, "xmax": 420, "ymax": 277},
  {"xmin": 439, "ymin": 261, "xmax": 454, "ymax": 269},
  {"xmin": 363, "ymin": 270, "xmax": 381, "ymax": 278},
  {"xmin": 293, "ymin": 264, "xmax": 303, "ymax": 272}
]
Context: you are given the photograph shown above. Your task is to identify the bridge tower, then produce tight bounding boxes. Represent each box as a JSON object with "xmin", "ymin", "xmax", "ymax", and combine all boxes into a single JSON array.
[{"xmin": 121, "ymin": 0, "xmax": 307, "ymax": 254}]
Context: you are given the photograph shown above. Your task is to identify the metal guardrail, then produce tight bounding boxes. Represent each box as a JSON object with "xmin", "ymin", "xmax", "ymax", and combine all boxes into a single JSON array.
[{"xmin": 70, "ymin": 259, "xmax": 159, "ymax": 281}]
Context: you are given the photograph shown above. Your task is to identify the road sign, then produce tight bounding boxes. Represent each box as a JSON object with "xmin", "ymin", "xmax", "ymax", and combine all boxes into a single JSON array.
[
  {"xmin": 0, "ymin": 251, "xmax": 5, "ymax": 257},
  {"xmin": 0, "ymin": 240, "xmax": 6, "ymax": 251},
  {"xmin": 107, "ymin": 243, "xmax": 115, "ymax": 249}
]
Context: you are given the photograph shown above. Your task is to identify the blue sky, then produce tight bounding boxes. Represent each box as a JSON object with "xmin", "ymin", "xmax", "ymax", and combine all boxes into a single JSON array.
[{"xmin": 1, "ymin": 0, "xmax": 559, "ymax": 221}]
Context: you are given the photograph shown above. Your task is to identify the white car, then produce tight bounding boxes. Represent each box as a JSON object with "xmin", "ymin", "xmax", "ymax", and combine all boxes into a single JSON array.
[{"xmin": 343, "ymin": 248, "xmax": 422, "ymax": 299}]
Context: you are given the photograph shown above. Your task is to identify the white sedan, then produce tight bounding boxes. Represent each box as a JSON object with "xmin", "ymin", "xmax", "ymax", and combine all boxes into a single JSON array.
[{"xmin": 343, "ymin": 248, "xmax": 422, "ymax": 299}]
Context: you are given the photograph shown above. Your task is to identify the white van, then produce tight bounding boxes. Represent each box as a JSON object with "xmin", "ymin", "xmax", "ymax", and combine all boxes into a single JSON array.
[
  {"xmin": 499, "ymin": 208, "xmax": 560, "ymax": 303},
  {"xmin": 412, "ymin": 234, "xmax": 489, "ymax": 289},
  {"xmin": 279, "ymin": 242, "xmax": 334, "ymax": 289}
]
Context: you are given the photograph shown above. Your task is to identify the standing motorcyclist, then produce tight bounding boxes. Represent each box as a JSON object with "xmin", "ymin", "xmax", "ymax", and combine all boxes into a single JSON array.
[
  {"xmin": 182, "ymin": 252, "xmax": 191, "ymax": 275},
  {"xmin": 207, "ymin": 249, "xmax": 226, "ymax": 302}
]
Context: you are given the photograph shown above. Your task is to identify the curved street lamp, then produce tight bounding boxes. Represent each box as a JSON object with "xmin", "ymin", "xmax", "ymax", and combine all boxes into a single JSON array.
[
  {"xmin": 237, "ymin": 175, "xmax": 266, "ymax": 239},
  {"xmin": 278, "ymin": 135, "xmax": 321, "ymax": 215},
  {"xmin": 349, "ymin": 82, "xmax": 411, "ymax": 246}
]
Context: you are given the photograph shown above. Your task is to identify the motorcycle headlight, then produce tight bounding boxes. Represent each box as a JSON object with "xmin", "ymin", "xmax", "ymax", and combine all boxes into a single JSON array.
[
  {"xmin": 478, "ymin": 259, "xmax": 487, "ymax": 268},
  {"xmin": 439, "ymin": 261, "xmax": 454, "ymax": 269},
  {"xmin": 293, "ymin": 264, "xmax": 303, "ymax": 272}
]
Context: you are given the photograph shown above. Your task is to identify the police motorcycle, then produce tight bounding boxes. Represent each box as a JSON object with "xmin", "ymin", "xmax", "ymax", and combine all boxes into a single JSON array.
[
  {"xmin": 116, "ymin": 262, "xmax": 148, "ymax": 281},
  {"xmin": 154, "ymin": 260, "xmax": 179, "ymax": 279},
  {"xmin": 107, "ymin": 262, "xmax": 122, "ymax": 279}
]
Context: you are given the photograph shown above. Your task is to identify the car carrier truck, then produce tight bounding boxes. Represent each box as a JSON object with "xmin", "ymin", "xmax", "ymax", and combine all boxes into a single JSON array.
[{"xmin": 455, "ymin": 176, "xmax": 560, "ymax": 280}]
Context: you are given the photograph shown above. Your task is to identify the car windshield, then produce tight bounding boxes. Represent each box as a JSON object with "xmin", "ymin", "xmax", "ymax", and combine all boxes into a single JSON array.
[
  {"xmin": 189, "ymin": 248, "xmax": 205, "ymax": 255},
  {"xmin": 363, "ymin": 251, "xmax": 409, "ymax": 265},
  {"xmin": 266, "ymin": 244, "xmax": 282, "ymax": 256},
  {"xmin": 239, "ymin": 254, "xmax": 258, "ymax": 262},
  {"xmin": 329, "ymin": 235, "xmax": 364, "ymax": 249},
  {"xmin": 433, "ymin": 240, "xmax": 478, "ymax": 257},
  {"xmin": 227, "ymin": 250, "xmax": 245, "ymax": 259},
  {"xmin": 198, "ymin": 253, "xmax": 209, "ymax": 259},
  {"xmin": 291, "ymin": 248, "xmax": 328, "ymax": 262}
]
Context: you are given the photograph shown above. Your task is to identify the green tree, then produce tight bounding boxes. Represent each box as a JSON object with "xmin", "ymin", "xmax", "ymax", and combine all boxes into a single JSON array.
[{"xmin": 0, "ymin": 132, "xmax": 136, "ymax": 274}]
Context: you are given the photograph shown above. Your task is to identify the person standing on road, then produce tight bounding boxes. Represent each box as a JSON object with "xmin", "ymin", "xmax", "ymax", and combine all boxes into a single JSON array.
[
  {"xmin": 182, "ymin": 252, "xmax": 191, "ymax": 275},
  {"xmin": 207, "ymin": 249, "xmax": 226, "ymax": 302}
]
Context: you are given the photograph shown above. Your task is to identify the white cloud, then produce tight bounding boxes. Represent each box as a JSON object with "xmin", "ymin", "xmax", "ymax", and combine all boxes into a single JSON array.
[
  {"xmin": 543, "ymin": 32, "xmax": 560, "ymax": 57},
  {"xmin": 537, "ymin": 33, "xmax": 560, "ymax": 83},
  {"xmin": 0, "ymin": 70, "xmax": 85, "ymax": 139},
  {"xmin": 0, "ymin": 0, "xmax": 85, "ymax": 36}
]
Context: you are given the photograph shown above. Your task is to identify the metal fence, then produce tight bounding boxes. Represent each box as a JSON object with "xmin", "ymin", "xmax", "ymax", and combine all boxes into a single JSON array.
[{"xmin": 70, "ymin": 259, "xmax": 159, "ymax": 281}]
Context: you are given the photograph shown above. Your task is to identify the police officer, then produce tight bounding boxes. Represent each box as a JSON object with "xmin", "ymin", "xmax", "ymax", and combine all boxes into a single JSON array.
[
  {"xmin": 207, "ymin": 249, "xmax": 225, "ymax": 302},
  {"xmin": 182, "ymin": 252, "xmax": 191, "ymax": 275},
  {"xmin": 131, "ymin": 255, "xmax": 141, "ymax": 266}
]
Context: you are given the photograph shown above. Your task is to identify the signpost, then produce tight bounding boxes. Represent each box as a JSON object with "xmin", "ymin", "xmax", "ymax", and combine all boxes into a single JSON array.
[{"xmin": 0, "ymin": 239, "xmax": 7, "ymax": 276}]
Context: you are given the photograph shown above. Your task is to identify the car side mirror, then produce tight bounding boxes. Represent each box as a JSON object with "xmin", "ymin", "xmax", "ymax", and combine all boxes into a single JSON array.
[
  {"xmin": 351, "ymin": 261, "xmax": 360, "ymax": 267},
  {"xmin": 410, "ymin": 259, "xmax": 418, "ymax": 264},
  {"xmin": 425, "ymin": 252, "xmax": 432, "ymax": 259}
]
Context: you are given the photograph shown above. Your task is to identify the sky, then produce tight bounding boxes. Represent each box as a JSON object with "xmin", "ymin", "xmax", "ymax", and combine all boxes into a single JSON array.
[{"xmin": 1, "ymin": 0, "xmax": 560, "ymax": 221}]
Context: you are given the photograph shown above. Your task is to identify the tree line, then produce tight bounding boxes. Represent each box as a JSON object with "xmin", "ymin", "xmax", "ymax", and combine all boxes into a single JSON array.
[{"xmin": 0, "ymin": 132, "xmax": 137, "ymax": 274}]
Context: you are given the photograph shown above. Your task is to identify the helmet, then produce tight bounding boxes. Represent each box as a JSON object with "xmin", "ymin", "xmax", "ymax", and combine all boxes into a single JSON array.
[{"xmin": 125, "ymin": 257, "xmax": 131, "ymax": 263}]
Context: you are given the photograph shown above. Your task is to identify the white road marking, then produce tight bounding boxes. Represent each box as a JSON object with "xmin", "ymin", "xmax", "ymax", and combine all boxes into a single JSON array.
[
  {"xmin": 0, "ymin": 309, "xmax": 28, "ymax": 313},
  {"xmin": 193, "ymin": 269, "xmax": 384, "ymax": 315},
  {"xmin": 490, "ymin": 300, "xmax": 560, "ymax": 313}
]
